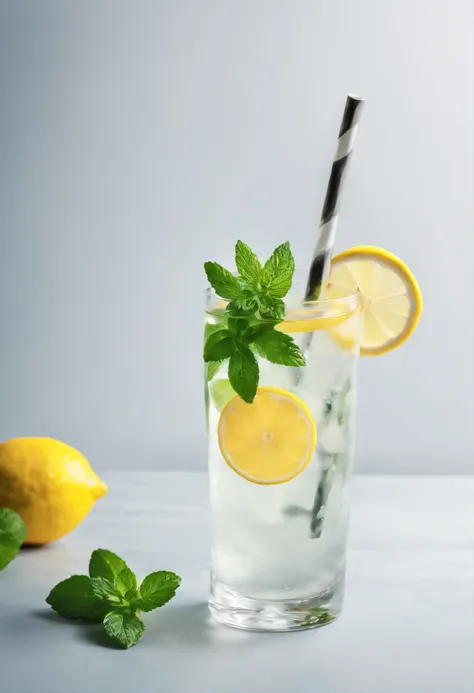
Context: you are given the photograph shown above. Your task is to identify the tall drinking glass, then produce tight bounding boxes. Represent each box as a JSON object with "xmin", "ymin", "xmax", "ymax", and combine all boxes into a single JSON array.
[{"xmin": 205, "ymin": 277, "xmax": 362, "ymax": 631}]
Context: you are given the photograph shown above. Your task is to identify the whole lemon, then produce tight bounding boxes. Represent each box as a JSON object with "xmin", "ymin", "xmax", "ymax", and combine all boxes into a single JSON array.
[{"xmin": 0, "ymin": 437, "xmax": 107, "ymax": 544}]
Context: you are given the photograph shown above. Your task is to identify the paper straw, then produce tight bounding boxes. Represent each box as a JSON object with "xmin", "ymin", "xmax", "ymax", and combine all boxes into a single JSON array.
[
  {"xmin": 306, "ymin": 94, "xmax": 365, "ymax": 539},
  {"xmin": 304, "ymin": 94, "xmax": 365, "ymax": 301}
]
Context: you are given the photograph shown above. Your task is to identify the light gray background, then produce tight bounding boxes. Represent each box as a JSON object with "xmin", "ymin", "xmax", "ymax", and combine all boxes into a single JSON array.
[{"xmin": 1, "ymin": 0, "xmax": 473, "ymax": 474}]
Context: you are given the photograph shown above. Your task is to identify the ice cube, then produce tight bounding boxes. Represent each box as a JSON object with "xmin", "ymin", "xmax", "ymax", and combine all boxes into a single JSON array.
[{"xmin": 319, "ymin": 421, "xmax": 347, "ymax": 454}]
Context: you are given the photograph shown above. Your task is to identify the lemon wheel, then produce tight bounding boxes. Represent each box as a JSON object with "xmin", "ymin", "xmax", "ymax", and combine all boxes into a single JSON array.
[
  {"xmin": 329, "ymin": 246, "xmax": 422, "ymax": 356},
  {"xmin": 217, "ymin": 387, "xmax": 316, "ymax": 485},
  {"xmin": 276, "ymin": 305, "xmax": 355, "ymax": 334}
]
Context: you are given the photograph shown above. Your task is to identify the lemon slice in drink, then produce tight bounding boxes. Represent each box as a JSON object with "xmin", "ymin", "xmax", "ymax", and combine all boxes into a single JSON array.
[
  {"xmin": 217, "ymin": 387, "xmax": 316, "ymax": 485},
  {"xmin": 276, "ymin": 304, "xmax": 355, "ymax": 334},
  {"xmin": 329, "ymin": 246, "xmax": 422, "ymax": 356}
]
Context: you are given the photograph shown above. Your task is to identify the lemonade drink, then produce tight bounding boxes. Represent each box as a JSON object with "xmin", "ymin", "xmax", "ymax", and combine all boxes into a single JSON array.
[{"xmin": 203, "ymin": 242, "xmax": 421, "ymax": 631}]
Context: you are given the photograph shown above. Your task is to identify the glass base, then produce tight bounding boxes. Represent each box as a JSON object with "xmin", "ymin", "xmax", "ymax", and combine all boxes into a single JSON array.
[{"xmin": 209, "ymin": 575, "xmax": 343, "ymax": 632}]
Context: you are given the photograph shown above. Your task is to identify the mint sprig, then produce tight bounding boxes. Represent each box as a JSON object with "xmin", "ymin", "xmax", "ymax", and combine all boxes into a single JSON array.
[
  {"xmin": 204, "ymin": 241, "xmax": 304, "ymax": 402},
  {"xmin": 0, "ymin": 508, "xmax": 26, "ymax": 571},
  {"xmin": 46, "ymin": 549, "xmax": 181, "ymax": 649}
]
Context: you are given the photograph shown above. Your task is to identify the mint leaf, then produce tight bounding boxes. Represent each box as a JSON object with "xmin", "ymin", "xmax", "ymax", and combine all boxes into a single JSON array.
[
  {"xmin": 244, "ymin": 321, "xmax": 279, "ymax": 342},
  {"xmin": 235, "ymin": 293, "xmax": 260, "ymax": 314},
  {"xmin": 228, "ymin": 343, "xmax": 259, "ymax": 403},
  {"xmin": 227, "ymin": 316, "xmax": 249, "ymax": 337},
  {"xmin": 302, "ymin": 607, "xmax": 335, "ymax": 627},
  {"xmin": 0, "ymin": 508, "xmax": 26, "ymax": 571},
  {"xmin": 258, "ymin": 294, "xmax": 285, "ymax": 320},
  {"xmin": 204, "ymin": 324, "xmax": 228, "ymax": 378},
  {"xmin": 103, "ymin": 611, "xmax": 145, "ymax": 649},
  {"xmin": 89, "ymin": 549, "xmax": 127, "ymax": 583},
  {"xmin": 206, "ymin": 360, "xmax": 224, "ymax": 381},
  {"xmin": 261, "ymin": 242, "xmax": 295, "ymax": 298},
  {"xmin": 227, "ymin": 298, "xmax": 255, "ymax": 315},
  {"xmin": 204, "ymin": 262, "xmax": 242, "ymax": 300},
  {"xmin": 204, "ymin": 320, "xmax": 226, "ymax": 340},
  {"xmin": 89, "ymin": 550, "xmax": 137, "ymax": 599},
  {"xmin": 116, "ymin": 567, "xmax": 138, "ymax": 598},
  {"xmin": 135, "ymin": 570, "xmax": 181, "ymax": 612},
  {"xmin": 204, "ymin": 329, "xmax": 234, "ymax": 362},
  {"xmin": 90, "ymin": 577, "xmax": 124, "ymax": 607},
  {"xmin": 46, "ymin": 575, "xmax": 109, "ymax": 622},
  {"xmin": 249, "ymin": 341, "xmax": 266, "ymax": 360},
  {"xmin": 235, "ymin": 240, "xmax": 262, "ymax": 285},
  {"xmin": 253, "ymin": 330, "xmax": 306, "ymax": 367}
]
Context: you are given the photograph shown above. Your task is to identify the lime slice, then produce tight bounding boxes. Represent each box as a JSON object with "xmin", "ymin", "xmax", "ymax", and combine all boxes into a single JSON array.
[{"xmin": 209, "ymin": 379, "xmax": 236, "ymax": 412}]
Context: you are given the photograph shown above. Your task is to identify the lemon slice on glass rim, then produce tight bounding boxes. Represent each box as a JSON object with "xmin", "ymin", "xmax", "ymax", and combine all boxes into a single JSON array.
[
  {"xmin": 328, "ymin": 246, "xmax": 422, "ymax": 356},
  {"xmin": 217, "ymin": 387, "xmax": 316, "ymax": 485}
]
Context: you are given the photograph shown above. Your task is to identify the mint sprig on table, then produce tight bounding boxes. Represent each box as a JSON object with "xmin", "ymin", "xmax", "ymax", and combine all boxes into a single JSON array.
[
  {"xmin": 0, "ymin": 508, "xmax": 26, "ymax": 571},
  {"xmin": 46, "ymin": 549, "xmax": 181, "ymax": 649},
  {"xmin": 204, "ymin": 241, "xmax": 305, "ymax": 403}
]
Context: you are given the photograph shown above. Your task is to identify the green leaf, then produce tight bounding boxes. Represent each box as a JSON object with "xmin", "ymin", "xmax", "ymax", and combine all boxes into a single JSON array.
[
  {"xmin": 253, "ymin": 330, "xmax": 306, "ymax": 367},
  {"xmin": 204, "ymin": 262, "xmax": 242, "ymax": 300},
  {"xmin": 249, "ymin": 341, "xmax": 266, "ymax": 359},
  {"xmin": 206, "ymin": 360, "xmax": 224, "ymax": 381},
  {"xmin": 228, "ymin": 343, "xmax": 259, "ymax": 403},
  {"xmin": 261, "ymin": 242, "xmax": 295, "ymax": 298},
  {"xmin": 204, "ymin": 320, "xmax": 226, "ymax": 340},
  {"xmin": 258, "ymin": 294, "xmax": 285, "ymax": 320},
  {"xmin": 244, "ymin": 321, "xmax": 280, "ymax": 343},
  {"xmin": 0, "ymin": 508, "xmax": 26, "ymax": 571},
  {"xmin": 227, "ymin": 315, "xmax": 251, "ymax": 337},
  {"xmin": 203, "ymin": 329, "xmax": 234, "ymax": 362},
  {"xmin": 135, "ymin": 571, "xmax": 182, "ymax": 612},
  {"xmin": 226, "ymin": 299, "xmax": 253, "ymax": 316},
  {"xmin": 46, "ymin": 575, "xmax": 109, "ymax": 622},
  {"xmin": 235, "ymin": 240, "xmax": 262, "ymax": 285},
  {"xmin": 103, "ymin": 611, "xmax": 145, "ymax": 649},
  {"xmin": 89, "ymin": 549, "xmax": 127, "ymax": 583},
  {"xmin": 90, "ymin": 577, "xmax": 125, "ymax": 607},
  {"xmin": 238, "ymin": 294, "xmax": 260, "ymax": 313},
  {"xmin": 116, "ymin": 567, "xmax": 138, "ymax": 598},
  {"xmin": 226, "ymin": 284, "xmax": 260, "ymax": 316},
  {"xmin": 302, "ymin": 607, "xmax": 335, "ymax": 627},
  {"xmin": 204, "ymin": 322, "xmax": 228, "ymax": 380}
]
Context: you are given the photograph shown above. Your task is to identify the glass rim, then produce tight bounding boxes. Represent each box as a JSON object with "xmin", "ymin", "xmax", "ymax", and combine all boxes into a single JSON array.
[{"xmin": 205, "ymin": 276, "xmax": 361, "ymax": 321}]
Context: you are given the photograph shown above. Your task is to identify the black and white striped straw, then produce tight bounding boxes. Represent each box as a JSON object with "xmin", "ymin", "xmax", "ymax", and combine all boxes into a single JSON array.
[
  {"xmin": 305, "ymin": 95, "xmax": 365, "ymax": 540},
  {"xmin": 304, "ymin": 94, "xmax": 365, "ymax": 301}
]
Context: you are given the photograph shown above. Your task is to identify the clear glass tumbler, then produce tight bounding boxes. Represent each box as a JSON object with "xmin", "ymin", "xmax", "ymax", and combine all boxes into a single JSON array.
[{"xmin": 205, "ymin": 280, "xmax": 362, "ymax": 631}]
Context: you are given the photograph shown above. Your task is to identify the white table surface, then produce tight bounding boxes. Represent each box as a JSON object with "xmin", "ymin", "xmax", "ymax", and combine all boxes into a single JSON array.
[{"xmin": 1, "ymin": 473, "xmax": 473, "ymax": 693}]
